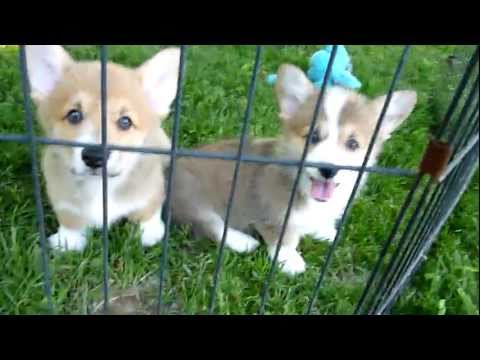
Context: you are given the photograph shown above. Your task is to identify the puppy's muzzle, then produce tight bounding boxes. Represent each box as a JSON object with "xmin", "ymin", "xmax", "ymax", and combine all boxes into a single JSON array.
[{"xmin": 81, "ymin": 146, "xmax": 111, "ymax": 169}]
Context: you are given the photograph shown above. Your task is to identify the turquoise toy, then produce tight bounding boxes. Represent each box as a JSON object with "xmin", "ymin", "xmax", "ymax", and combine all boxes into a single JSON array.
[{"xmin": 267, "ymin": 45, "xmax": 361, "ymax": 90}]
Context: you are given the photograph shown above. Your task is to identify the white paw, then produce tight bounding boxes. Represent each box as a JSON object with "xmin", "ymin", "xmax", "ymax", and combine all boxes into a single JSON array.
[
  {"xmin": 269, "ymin": 246, "xmax": 306, "ymax": 276},
  {"xmin": 48, "ymin": 226, "xmax": 87, "ymax": 252},
  {"xmin": 224, "ymin": 229, "xmax": 260, "ymax": 253},
  {"xmin": 140, "ymin": 213, "xmax": 165, "ymax": 247},
  {"xmin": 311, "ymin": 226, "xmax": 337, "ymax": 243}
]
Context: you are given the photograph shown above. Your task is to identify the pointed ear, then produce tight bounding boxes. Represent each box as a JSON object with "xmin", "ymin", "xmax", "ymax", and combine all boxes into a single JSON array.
[
  {"xmin": 372, "ymin": 90, "xmax": 417, "ymax": 138},
  {"xmin": 137, "ymin": 47, "xmax": 181, "ymax": 117},
  {"xmin": 275, "ymin": 64, "xmax": 314, "ymax": 121},
  {"xmin": 25, "ymin": 45, "xmax": 73, "ymax": 102}
]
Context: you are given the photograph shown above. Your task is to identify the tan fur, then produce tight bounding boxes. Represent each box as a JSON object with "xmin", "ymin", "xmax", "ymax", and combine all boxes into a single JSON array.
[
  {"xmin": 171, "ymin": 63, "xmax": 417, "ymax": 273},
  {"xmin": 27, "ymin": 45, "xmax": 178, "ymax": 245}
]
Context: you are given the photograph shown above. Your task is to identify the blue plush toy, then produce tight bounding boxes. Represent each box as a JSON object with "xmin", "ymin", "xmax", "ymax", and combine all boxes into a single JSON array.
[{"xmin": 267, "ymin": 45, "xmax": 361, "ymax": 90}]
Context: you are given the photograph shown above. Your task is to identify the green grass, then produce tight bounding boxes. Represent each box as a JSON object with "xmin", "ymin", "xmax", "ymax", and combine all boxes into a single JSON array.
[{"xmin": 0, "ymin": 45, "xmax": 478, "ymax": 315}]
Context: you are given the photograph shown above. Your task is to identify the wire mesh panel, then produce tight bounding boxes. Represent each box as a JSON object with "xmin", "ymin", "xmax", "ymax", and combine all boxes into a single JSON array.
[
  {"xmin": 0, "ymin": 45, "xmax": 477, "ymax": 315},
  {"xmin": 354, "ymin": 46, "xmax": 479, "ymax": 315}
]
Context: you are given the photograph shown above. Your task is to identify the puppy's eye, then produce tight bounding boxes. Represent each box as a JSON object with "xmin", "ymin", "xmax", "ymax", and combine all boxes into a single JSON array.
[
  {"xmin": 117, "ymin": 116, "xmax": 133, "ymax": 130},
  {"xmin": 65, "ymin": 109, "xmax": 83, "ymax": 125},
  {"xmin": 307, "ymin": 129, "xmax": 320, "ymax": 145},
  {"xmin": 346, "ymin": 137, "xmax": 359, "ymax": 151}
]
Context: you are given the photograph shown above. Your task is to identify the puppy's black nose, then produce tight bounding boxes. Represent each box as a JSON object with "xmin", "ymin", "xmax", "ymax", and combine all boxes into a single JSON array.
[
  {"xmin": 81, "ymin": 146, "xmax": 110, "ymax": 169},
  {"xmin": 319, "ymin": 167, "xmax": 338, "ymax": 179}
]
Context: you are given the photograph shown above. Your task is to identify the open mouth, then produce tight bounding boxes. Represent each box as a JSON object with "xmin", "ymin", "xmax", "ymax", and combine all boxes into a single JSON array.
[{"xmin": 310, "ymin": 177, "xmax": 339, "ymax": 202}]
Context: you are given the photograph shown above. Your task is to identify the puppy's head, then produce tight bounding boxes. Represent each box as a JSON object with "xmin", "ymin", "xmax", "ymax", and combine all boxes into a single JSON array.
[
  {"xmin": 274, "ymin": 64, "xmax": 417, "ymax": 202},
  {"xmin": 26, "ymin": 45, "xmax": 180, "ymax": 178}
]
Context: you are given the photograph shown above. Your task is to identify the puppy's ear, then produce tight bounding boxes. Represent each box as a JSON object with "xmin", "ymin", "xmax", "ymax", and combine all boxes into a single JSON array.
[
  {"xmin": 25, "ymin": 45, "xmax": 73, "ymax": 103},
  {"xmin": 137, "ymin": 47, "xmax": 181, "ymax": 118},
  {"xmin": 275, "ymin": 64, "xmax": 314, "ymax": 121},
  {"xmin": 372, "ymin": 90, "xmax": 417, "ymax": 139}
]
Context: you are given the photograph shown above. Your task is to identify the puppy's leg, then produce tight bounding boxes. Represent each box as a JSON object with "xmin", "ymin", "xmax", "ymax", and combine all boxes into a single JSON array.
[
  {"xmin": 257, "ymin": 223, "xmax": 305, "ymax": 276},
  {"xmin": 310, "ymin": 210, "xmax": 341, "ymax": 242},
  {"xmin": 310, "ymin": 225, "xmax": 337, "ymax": 243},
  {"xmin": 49, "ymin": 209, "xmax": 88, "ymax": 252},
  {"xmin": 198, "ymin": 212, "xmax": 259, "ymax": 254},
  {"xmin": 130, "ymin": 202, "xmax": 165, "ymax": 247}
]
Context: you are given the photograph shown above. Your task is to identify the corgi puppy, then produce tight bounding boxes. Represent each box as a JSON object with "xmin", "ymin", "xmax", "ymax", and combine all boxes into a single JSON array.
[
  {"xmin": 25, "ymin": 45, "xmax": 180, "ymax": 251},
  {"xmin": 171, "ymin": 64, "xmax": 417, "ymax": 275}
]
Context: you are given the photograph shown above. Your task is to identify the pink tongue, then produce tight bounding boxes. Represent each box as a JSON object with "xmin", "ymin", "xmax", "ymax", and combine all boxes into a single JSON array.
[{"xmin": 311, "ymin": 179, "xmax": 336, "ymax": 201}]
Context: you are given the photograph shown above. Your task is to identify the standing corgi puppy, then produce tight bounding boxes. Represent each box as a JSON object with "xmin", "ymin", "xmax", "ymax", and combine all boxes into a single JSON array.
[
  {"xmin": 25, "ymin": 45, "xmax": 180, "ymax": 251},
  {"xmin": 171, "ymin": 64, "xmax": 417, "ymax": 275}
]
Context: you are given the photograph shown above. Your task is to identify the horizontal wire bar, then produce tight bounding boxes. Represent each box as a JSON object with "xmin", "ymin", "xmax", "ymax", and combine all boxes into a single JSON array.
[{"xmin": 0, "ymin": 134, "xmax": 417, "ymax": 177}]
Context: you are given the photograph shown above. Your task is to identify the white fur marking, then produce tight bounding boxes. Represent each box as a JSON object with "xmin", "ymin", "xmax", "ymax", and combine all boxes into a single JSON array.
[
  {"xmin": 48, "ymin": 226, "xmax": 87, "ymax": 252},
  {"xmin": 140, "ymin": 210, "xmax": 165, "ymax": 247},
  {"xmin": 54, "ymin": 202, "xmax": 82, "ymax": 216},
  {"xmin": 269, "ymin": 246, "xmax": 306, "ymax": 275},
  {"xmin": 209, "ymin": 213, "xmax": 259, "ymax": 253},
  {"xmin": 290, "ymin": 198, "xmax": 340, "ymax": 242},
  {"xmin": 223, "ymin": 228, "xmax": 260, "ymax": 253}
]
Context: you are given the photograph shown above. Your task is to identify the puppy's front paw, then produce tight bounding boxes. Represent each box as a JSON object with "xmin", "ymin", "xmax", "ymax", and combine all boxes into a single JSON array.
[
  {"xmin": 224, "ymin": 229, "xmax": 260, "ymax": 253},
  {"xmin": 140, "ymin": 215, "xmax": 165, "ymax": 247},
  {"xmin": 311, "ymin": 226, "xmax": 337, "ymax": 243},
  {"xmin": 49, "ymin": 227, "xmax": 87, "ymax": 252},
  {"xmin": 269, "ymin": 246, "xmax": 306, "ymax": 276}
]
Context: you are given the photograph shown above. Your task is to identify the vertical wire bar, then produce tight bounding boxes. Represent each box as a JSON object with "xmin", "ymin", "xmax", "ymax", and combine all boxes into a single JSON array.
[
  {"xmin": 401, "ymin": 117, "xmax": 479, "ymax": 269},
  {"xmin": 208, "ymin": 46, "xmax": 262, "ymax": 315},
  {"xmin": 354, "ymin": 174, "xmax": 423, "ymax": 314},
  {"xmin": 157, "ymin": 45, "xmax": 187, "ymax": 314},
  {"xmin": 396, "ymin": 104, "xmax": 479, "ymax": 274},
  {"xmin": 359, "ymin": 95, "xmax": 477, "ymax": 313},
  {"xmin": 306, "ymin": 45, "xmax": 412, "ymax": 315},
  {"xmin": 450, "ymin": 102, "xmax": 478, "ymax": 149},
  {"xmin": 257, "ymin": 45, "xmax": 339, "ymax": 315},
  {"xmin": 392, "ymin": 116, "xmax": 478, "ymax": 279},
  {"xmin": 369, "ymin": 82, "xmax": 479, "ymax": 311},
  {"xmin": 378, "ymin": 115, "xmax": 479, "ymax": 310},
  {"xmin": 355, "ymin": 48, "xmax": 478, "ymax": 315},
  {"xmin": 446, "ymin": 76, "xmax": 479, "ymax": 143},
  {"xmin": 100, "ymin": 45, "xmax": 109, "ymax": 312},
  {"xmin": 368, "ymin": 179, "xmax": 433, "ymax": 312},
  {"xmin": 404, "ymin": 104, "xmax": 479, "ymax": 268},
  {"xmin": 376, "ymin": 142, "xmax": 479, "ymax": 314},
  {"xmin": 18, "ymin": 45, "xmax": 54, "ymax": 313},
  {"xmin": 435, "ymin": 46, "xmax": 478, "ymax": 138}
]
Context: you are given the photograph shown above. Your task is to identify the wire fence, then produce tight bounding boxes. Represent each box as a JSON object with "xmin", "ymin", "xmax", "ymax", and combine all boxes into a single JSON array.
[{"xmin": 1, "ymin": 45, "xmax": 478, "ymax": 314}]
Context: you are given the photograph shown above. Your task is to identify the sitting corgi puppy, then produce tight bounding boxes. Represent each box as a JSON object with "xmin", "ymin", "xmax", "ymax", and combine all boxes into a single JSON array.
[
  {"xmin": 171, "ymin": 64, "xmax": 417, "ymax": 275},
  {"xmin": 25, "ymin": 45, "xmax": 180, "ymax": 251}
]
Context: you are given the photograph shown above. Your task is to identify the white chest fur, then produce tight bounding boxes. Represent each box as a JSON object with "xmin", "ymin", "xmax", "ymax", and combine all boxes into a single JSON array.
[
  {"xmin": 290, "ymin": 197, "xmax": 343, "ymax": 241},
  {"xmin": 288, "ymin": 169, "xmax": 371, "ymax": 242},
  {"xmin": 55, "ymin": 176, "xmax": 149, "ymax": 228}
]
